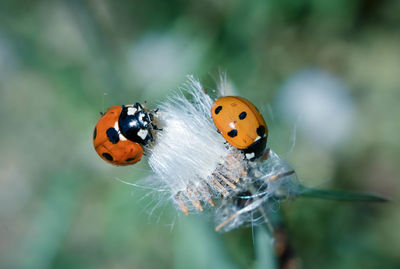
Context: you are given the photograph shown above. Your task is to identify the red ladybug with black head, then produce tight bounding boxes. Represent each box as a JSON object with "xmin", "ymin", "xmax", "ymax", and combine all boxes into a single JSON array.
[{"xmin": 93, "ymin": 103, "xmax": 157, "ymax": 165}]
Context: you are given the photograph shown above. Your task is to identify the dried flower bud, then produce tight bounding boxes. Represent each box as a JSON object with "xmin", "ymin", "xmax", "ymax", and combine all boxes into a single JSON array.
[{"xmin": 141, "ymin": 76, "xmax": 298, "ymax": 231}]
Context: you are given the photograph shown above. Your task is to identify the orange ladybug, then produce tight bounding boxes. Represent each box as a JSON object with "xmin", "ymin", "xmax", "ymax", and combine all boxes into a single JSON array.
[
  {"xmin": 211, "ymin": 96, "xmax": 268, "ymax": 161},
  {"xmin": 93, "ymin": 103, "xmax": 156, "ymax": 166}
]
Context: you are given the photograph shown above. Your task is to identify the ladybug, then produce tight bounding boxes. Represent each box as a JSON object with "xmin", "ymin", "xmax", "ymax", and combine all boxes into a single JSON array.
[
  {"xmin": 211, "ymin": 96, "xmax": 268, "ymax": 161},
  {"xmin": 93, "ymin": 103, "xmax": 156, "ymax": 166}
]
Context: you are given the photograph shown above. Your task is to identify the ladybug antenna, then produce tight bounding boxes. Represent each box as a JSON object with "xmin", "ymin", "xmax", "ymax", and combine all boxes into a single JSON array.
[{"xmin": 102, "ymin": 92, "xmax": 108, "ymax": 114}]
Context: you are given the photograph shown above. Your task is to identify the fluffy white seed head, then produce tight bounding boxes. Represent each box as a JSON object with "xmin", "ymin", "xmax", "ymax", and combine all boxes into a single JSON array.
[
  {"xmin": 143, "ymin": 76, "xmax": 298, "ymax": 231},
  {"xmin": 147, "ymin": 76, "xmax": 229, "ymax": 194}
]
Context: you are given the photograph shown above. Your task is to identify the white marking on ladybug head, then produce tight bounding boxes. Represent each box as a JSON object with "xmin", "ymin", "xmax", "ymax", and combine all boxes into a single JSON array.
[
  {"xmin": 119, "ymin": 134, "xmax": 127, "ymax": 141},
  {"xmin": 127, "ymin": 107, "xmax": 137, "ymax": 115},
  {"xmin": 254, "ymin": 136, "xmax": 261, "ymax": 142},
  {"xmin": 138, "ymin": 129, "xmax": 148, "ymax": 140},
  {"xmin": 138, "ymin": 113, "xmax": 145, "ymax": 123},
  {"xmin": 114, "ymin": 121, "xmax": 119, "ymax": 131},
  {"xmin": 129, "ymin": 120, "xmax": 138, "ymax": 127},
  {"xmin": 245, "ymin": 152, "xmax": 255, "ymax": 159}
]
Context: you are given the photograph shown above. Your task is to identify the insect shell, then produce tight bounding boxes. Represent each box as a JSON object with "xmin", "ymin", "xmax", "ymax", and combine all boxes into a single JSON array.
[
  {"xmin": 211, "ymin": 96, "xmax": 268, "ymax": 161},
  {"xmin": 93, "ymin": 103, "xmax": 156, "ymax": 166}
]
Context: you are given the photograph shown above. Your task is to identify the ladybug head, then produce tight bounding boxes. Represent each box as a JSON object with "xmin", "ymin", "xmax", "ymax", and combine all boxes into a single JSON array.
[{"xmin": 118, "ymin": 103, "xmax": 154, "ymax": 145}]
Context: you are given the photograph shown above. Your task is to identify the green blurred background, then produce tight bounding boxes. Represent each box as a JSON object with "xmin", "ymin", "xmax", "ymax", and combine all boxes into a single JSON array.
[{"xmin": 1, "ymin": 0, "xmax": 399, "ymax": 268}]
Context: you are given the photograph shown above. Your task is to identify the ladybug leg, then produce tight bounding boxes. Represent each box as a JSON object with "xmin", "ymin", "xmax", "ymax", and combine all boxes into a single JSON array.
[
  {"xmin": 149, "ymin": 108, "xmax": 161, "ymax": 121},
  {"xmin": 151, "ymin": 123, "xmax": 162, "ymax": 131},
  {"xmin": 143, "ymin": 111, "xmax": 162, "ymax": 132},
  {"xmin": 145, "ymin": 111, "xmax": 152, "ymax": 121},
  {"xmin": 135, "ymin": 102, "xmax": 144, "ymax": 110},
  {"xmin": 147, "ymin": 109, "xmax": 163, "ymax": 131},
  {"xmin": 142, "ymin": 124, "xmax": 154, "ymax": 143}
]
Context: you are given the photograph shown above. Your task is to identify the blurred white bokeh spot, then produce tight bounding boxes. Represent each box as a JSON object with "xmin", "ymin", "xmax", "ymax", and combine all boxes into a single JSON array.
[
  {"xmin": 277, "ymin": 69, "xmax": 355, "ymax": 149},
  {"xmin": 126, "ymin": 31, "xmax": 208, "ymax": 94}
]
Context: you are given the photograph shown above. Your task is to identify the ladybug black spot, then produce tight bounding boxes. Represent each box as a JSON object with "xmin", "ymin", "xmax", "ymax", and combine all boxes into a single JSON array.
[
  {"xmin": 93, "ymin": 127, "xmax": 97, "ymax": 139},
  {"xmin": 125, "ymin": 157, "xmax": 136, "ymax": 162},
  {"xmin": 215, "ymin": 106, "xmax": 223, "ymax": 114},
  {"xmin": 256, "ymin": 125, "xmax": 266, "ymax": 137},
  {"xmin": 106, "ymin": 128, "xmax": 120, "ymax": 144},
  {"xmin": 102, "ymin": 153, "xmax": 113, "ymax": 161},
  {"xmin": 228, "ymin": 129, "xmax": 238, "ymax": 138},
  {"xmin": 239, "ymin": 111, "xmax": 247, "ymax": 120}
]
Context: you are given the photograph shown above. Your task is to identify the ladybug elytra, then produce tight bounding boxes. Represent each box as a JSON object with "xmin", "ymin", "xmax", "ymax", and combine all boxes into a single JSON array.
[{"xmin": 211, "ymin": 96, "xmax": 268, "ymax": 161}]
